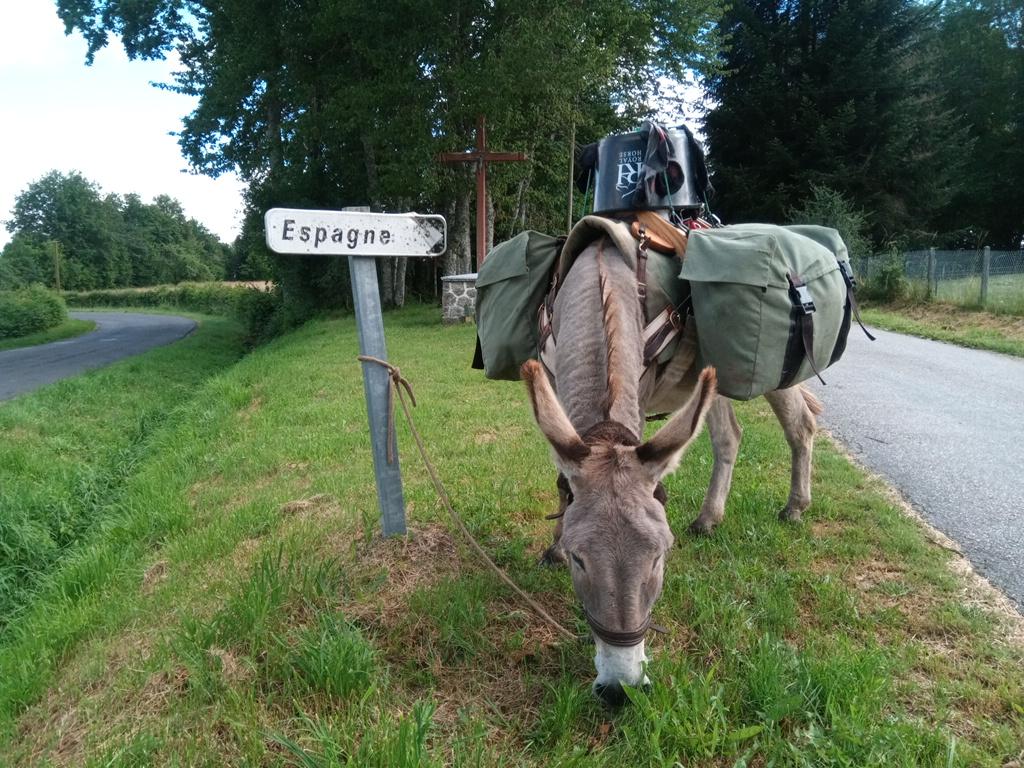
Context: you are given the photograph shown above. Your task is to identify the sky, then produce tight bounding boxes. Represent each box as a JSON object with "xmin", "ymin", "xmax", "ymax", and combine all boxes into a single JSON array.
[{"xmin": 0, "ymin": 2, "xmax": 245, "ymax": 248}]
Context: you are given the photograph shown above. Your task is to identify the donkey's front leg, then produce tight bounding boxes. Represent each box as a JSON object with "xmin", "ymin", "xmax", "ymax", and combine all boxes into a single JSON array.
[
  {"xmin": 689, "ymin": 396, "xmax": 743, "ymax": 535},
  {"xmin": 763, "ymin": 386, "xmax": 822, "ymax": 522},
  {"xmin": 539, "ymin": 473, "xmax": 571, "ymax": 566}
]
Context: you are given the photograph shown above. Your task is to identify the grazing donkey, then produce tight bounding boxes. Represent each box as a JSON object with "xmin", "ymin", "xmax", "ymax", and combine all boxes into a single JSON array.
[{"xmin": 521, "ymin": 235, "xmax": 823, "ymax": 704}]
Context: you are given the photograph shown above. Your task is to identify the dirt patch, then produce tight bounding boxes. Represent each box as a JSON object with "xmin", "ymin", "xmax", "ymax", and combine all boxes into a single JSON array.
[
  {"xmin": 279, "ymin": 493, "xmax": 334, "ymax": 517},
  {"xmin": 238, "ymin": 396, "xmax": 263, "ymax": 420},
  {"xmin": 141, "ymin": 560, "xmax": 169, "ymax": 594},
  {"xmin": 333, "ymin": 523, "xmax": 580, "ymax": 738}
]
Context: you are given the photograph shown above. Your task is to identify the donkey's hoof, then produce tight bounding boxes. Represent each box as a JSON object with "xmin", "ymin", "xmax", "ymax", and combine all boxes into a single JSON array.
[
  {"xmin": 539, "ymin": 545, "xmax": 566, "ymax": 568},
  {"xmin": 778, "ymin": 507, "xmax": 804, "ymax": 523},
  {"xmin": 688, "ymin": 517, "xmax": 719, "ymax": 536}
]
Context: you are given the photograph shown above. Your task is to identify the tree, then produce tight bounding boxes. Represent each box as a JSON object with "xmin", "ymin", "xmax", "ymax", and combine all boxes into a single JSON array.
[
  {"xmin": 703, "ymin": 0, "xmax": 965, "ymax": 246},
  {"xmin": 56, "ymin": 0, "xmax": 725, "ymax": 316},
  {"xmin": 3, "ymin": 171, "xmax": 229, "ymax": 289},
  {"xmin": 932, "ymin": 0, "xmax": 1024, "ymax": 248},
  {"xmin": 6, "ymin": 170, "xmax": 129, "ymax": 289}
]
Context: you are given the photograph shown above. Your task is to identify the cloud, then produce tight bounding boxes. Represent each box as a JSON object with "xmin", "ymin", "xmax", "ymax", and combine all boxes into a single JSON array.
[{"xmin": 0, "ymin": 2, "xmax": 244, "ymax": 247}]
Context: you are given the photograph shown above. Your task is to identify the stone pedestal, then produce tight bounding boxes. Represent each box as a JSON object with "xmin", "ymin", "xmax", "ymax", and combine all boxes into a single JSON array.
[{"xmin": 441, "ymin": 273, "xmax": 478, "ymax": 324}]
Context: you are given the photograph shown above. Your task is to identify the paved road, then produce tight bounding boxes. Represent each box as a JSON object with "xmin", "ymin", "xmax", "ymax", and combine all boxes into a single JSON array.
[
  {"xmin": 0, "ymin": 311, "xmax": 196, "ymax": 402},
  {"xmin": 809, "ymin": 328, "xmax": 1024, "ymax": 610}
]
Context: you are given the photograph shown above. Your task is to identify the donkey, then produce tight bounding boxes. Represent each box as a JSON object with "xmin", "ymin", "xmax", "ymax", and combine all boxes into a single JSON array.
[{"xmin": 521, "ymin": 235, "xmax": 823, "ymax": 705}]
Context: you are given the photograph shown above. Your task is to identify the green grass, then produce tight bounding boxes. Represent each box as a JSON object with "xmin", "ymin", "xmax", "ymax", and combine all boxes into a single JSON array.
[
  {"xmin": 0, "ymin": 304, "xmax": 1021, "ymax": 766},
  {"xmin": 862, "ymin": 303, "xmax": 1024, "ymax": 357},
  {"xmin": 0, "ymin": 314, "xmax": 245, "ymax": 629},
  {"xmin": 925, "ymin": 273, "xmax": 1024, "ymax": 315},
  {"xmin": 0, "ymin": 318, "xmax": 95, "ymax": 351}
]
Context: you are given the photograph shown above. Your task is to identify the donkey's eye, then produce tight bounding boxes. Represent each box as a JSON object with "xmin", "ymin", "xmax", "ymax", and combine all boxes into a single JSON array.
[{"xmin": 570, "ymin": 553, "xmax": 586, "ymax": 571}]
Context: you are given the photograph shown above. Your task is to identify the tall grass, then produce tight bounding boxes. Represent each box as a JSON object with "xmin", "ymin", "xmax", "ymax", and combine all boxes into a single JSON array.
[{"xmin": 0, "ymin": 305, "xmax": 1021, "ymax": 766}]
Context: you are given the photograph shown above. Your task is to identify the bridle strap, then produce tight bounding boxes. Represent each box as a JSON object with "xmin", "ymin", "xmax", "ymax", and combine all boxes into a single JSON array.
[{"xmin": 585, "ymin": 609, "xmax": 652, "ymax": 647}]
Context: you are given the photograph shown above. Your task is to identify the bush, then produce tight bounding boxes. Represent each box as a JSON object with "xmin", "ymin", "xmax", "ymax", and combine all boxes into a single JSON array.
[
  {"xmin": 788, "ymin": 185, "xmax": 873, "ymax": 261},
  {"xmin": 857, "ymin": 249, "xmax": 909, "ymax": 303},
  {"xmin": 0, "ymin": 285, "xmax": 68, "ymax": 339},
  {"xmin": 64, "ymin": 282, "xmax": 281, "ymax": 343}
]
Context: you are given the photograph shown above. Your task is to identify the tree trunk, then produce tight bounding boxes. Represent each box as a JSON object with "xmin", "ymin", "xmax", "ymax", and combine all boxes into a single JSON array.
[
  {"xmin": 394, "ymin": 257, "xmax": 407, "ymax": 307},
  {"xmin": 363, "ymin": 133, "xmax": 399, "ymax": 307},
  {"xmin": 444, "ymin": 177, "xmax": 473, "ymax": 276}
]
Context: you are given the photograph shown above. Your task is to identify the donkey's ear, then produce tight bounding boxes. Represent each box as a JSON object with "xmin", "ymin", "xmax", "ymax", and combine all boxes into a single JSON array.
[
  {"xmin": 635, "ymin": 367, "xmax": 717, "ymax": 480},
  {"xmin": 521, "ymin": 360, "xmax": 590, "ymax": 469}
]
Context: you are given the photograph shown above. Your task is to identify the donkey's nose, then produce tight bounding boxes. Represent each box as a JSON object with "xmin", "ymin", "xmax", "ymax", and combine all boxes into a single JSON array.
[{"xmin": 593, "ymin": 681, "xmax": 628, "ymax": 707}]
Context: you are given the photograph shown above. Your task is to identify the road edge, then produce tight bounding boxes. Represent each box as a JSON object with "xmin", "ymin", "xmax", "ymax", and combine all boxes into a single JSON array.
[{"xmin": 818, "ymin": 427, "xmax": 1024, "ymax": 648}]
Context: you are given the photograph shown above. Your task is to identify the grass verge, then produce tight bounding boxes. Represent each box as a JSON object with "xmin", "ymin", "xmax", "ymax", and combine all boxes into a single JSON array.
[
  {"xmin": 0, "ymin": 319, "xmax": 95, "ymax": 352},
  {"xmin": 0, "ymin": 313, "xmax": 245, "ymax": 629},
  {"xmin": 863, "ymin": 302, "xmax": 1024, "ymax": 358},
  {"xmin": 0, "ymin": 304, "xmax": 1021, "ymax": 766}
]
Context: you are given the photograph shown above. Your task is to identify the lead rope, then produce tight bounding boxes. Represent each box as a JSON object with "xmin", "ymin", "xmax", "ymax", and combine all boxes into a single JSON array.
[{"xmin": 356, "ymin": 355, "xmax": 579, "ymax": 643}]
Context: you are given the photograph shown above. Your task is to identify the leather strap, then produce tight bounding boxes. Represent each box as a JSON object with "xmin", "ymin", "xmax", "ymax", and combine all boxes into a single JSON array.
[{"xmin": 787, "ymin": 273, "xmax": 826, "ymax": 387}]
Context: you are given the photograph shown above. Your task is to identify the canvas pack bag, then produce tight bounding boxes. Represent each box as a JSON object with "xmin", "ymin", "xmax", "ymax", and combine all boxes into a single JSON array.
[
  {"xmin": 473, "ymin": 230, "xmax": 563, "ymax": 380},
  {"xmin": 680, "ymin": 223, "xmax": 855, "ymax": 400}
]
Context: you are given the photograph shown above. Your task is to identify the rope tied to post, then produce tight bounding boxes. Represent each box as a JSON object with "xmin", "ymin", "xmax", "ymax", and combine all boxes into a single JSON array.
[
  {"xmin": 357, "ymin": 355, "xmax": 416, "ymax": 464},
  {"xmin": 356, "ymin": 354, "xmax": 578, "ymax": 643}
]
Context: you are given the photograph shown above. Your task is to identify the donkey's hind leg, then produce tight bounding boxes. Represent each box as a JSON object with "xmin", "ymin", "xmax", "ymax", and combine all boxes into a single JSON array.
[
  {"xmin": 539, "ymin": 473, "xmax": 571, "ymax": 566},
  {"xmin": 763, "ymin": 386, "xmax": 823, "ymax": 522},
  {"xmin": 689, "ymin": 396, "xmax": 743, "ymax": 535}
]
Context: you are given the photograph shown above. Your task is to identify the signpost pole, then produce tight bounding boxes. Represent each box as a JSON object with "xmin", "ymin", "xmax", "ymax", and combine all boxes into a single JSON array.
[
  {"xmin": 344, "ymin": 207, "xmax": 407, "ymax": 537},
  {"xmin": 264, "ymin": 205, "xmax": 445, "ymax": 539}
]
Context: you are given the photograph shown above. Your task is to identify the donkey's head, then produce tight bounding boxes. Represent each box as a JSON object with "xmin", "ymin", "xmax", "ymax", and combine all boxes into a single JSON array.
[{"xmin": 522, "ymin": 361, "xmax": 717, "ymax": 704}]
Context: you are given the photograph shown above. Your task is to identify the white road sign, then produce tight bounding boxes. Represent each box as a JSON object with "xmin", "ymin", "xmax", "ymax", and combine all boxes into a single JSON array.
[{"xmin": 265, "ymin": 208, "xmax": 446, "ymax": 257}]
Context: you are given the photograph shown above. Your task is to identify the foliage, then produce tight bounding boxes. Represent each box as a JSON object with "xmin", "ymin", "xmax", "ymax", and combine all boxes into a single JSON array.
[
  {"xmin": 1, "ymin": 171, "xmax": 229, "ymax": 291},
  {"xmin": 0, "ymin": 285, "xmax": 68, "ymax": 339},
  {"xmin": 858, "ymin": 248, "xmax": 910, "ymax": 303},
  {"xmin": 65, "ymin": 282, "xmax": 280, "ymax": 343},
  {"xmin": 930, "ymin": 0, "xmax": 1024, "ymax": 249},
  {"xmin": 56, "ymin": 0, "xmax": 726, "ymax": 317},
  {"xmin": 703, "ymin": 0, "xmax": 967, "ymax": 246},
  {"xmin": 788, "ymin": 185, "xmax": 872, "ymax": 262}
]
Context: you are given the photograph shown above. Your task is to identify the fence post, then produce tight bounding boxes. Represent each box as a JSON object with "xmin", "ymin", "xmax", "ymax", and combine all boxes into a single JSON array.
[
  {"xmin": 981, "ymin": 246, "xmax": 991, "ymax": 307},
  {"xmin": 927, "ymin": 247, "xmax": 936, "ymax": 300}
]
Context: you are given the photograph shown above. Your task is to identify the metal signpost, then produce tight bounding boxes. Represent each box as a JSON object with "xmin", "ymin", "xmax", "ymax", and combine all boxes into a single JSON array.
[{"xmin": 265, "ymin": 206, "xmax": 446, "ymax": 537}]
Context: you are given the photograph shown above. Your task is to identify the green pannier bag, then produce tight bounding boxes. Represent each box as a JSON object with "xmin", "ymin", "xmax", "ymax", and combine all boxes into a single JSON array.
[
  {"xmin": 680, "ymin": 223, "xmax": 853, "ymax": 400},
  {"xmin": 473, "ymin": 230, "xmax": 563, "ymax": 380}
]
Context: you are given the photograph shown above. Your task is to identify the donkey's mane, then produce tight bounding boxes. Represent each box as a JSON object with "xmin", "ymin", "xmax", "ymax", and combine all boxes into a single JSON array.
[{"xmin": 596, "ymin": 241, "xmax": 632, "ymax": 422}]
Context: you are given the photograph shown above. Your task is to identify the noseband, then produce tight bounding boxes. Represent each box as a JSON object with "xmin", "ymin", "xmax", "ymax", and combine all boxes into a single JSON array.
[{"xmin": 585, "ymin": 609, "xmax": 652, "ymax": 647}]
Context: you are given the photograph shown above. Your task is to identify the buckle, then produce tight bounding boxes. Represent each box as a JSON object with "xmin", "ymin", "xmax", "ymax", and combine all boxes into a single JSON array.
[
  {"xmin": 637, "ymin": 281, "xmax": 647, "ymax": 301},
  {"xmin": 669, "ymin": 309, "xmax": 682, "ymax": 331},
  {"xmin": 839, "ymin": 260, "xmax": 857, "ymax": 289},
  {"xmin": 788, "ymin": 274, "xmax": 816, "ymax": 314}
]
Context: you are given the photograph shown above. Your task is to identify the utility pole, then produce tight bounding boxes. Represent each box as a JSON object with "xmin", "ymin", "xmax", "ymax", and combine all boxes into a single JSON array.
[{"xmin": 51, "ymin": 241, "xmax": 62, "ymax": 292}]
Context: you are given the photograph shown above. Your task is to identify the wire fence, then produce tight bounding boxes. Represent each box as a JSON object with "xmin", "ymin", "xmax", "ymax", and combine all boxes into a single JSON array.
[{"xmin": 853, "ymin": 247, "xmax": 1024, "ymax": 314}]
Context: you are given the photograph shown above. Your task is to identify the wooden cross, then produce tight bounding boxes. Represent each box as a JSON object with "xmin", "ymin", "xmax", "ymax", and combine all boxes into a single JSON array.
[{"xmin": 439, "ymin": 115, "xmax": 528, "ymax": 269}]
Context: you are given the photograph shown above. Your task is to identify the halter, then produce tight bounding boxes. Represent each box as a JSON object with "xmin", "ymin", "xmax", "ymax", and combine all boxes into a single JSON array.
[{"xmin": 585, "ymin": 608, "xmax": 653, "ymax": 647}]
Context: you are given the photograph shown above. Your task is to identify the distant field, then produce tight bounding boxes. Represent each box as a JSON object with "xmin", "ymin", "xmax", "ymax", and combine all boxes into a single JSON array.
[{"xmin": 1, "ymin": 305, "xmax": 1021, "ymax": 766}]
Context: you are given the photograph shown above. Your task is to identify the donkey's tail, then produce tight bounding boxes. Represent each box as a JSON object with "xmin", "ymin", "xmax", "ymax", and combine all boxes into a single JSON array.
[{"xmin": 799, "ymin": 385, "xmax": 824, "ymax": 416}]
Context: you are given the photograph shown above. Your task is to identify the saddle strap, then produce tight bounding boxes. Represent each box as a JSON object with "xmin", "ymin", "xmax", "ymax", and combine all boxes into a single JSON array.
[
  {"xmin": 838, "ymin": 261, "xmax": 877, "ymax": 341},
  {"xmin": 779, "ymin": 273, "xmax": 826, "ymax": 389}
]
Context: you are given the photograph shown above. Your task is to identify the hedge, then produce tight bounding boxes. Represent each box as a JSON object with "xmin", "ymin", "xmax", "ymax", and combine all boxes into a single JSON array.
[
  {"xmin": 0, "ymin": 285, "xmax": 68, "ymax": 339},
  {"xmin": 64, "ymin": 282, "xmax": 280, "ymax": 343}
]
